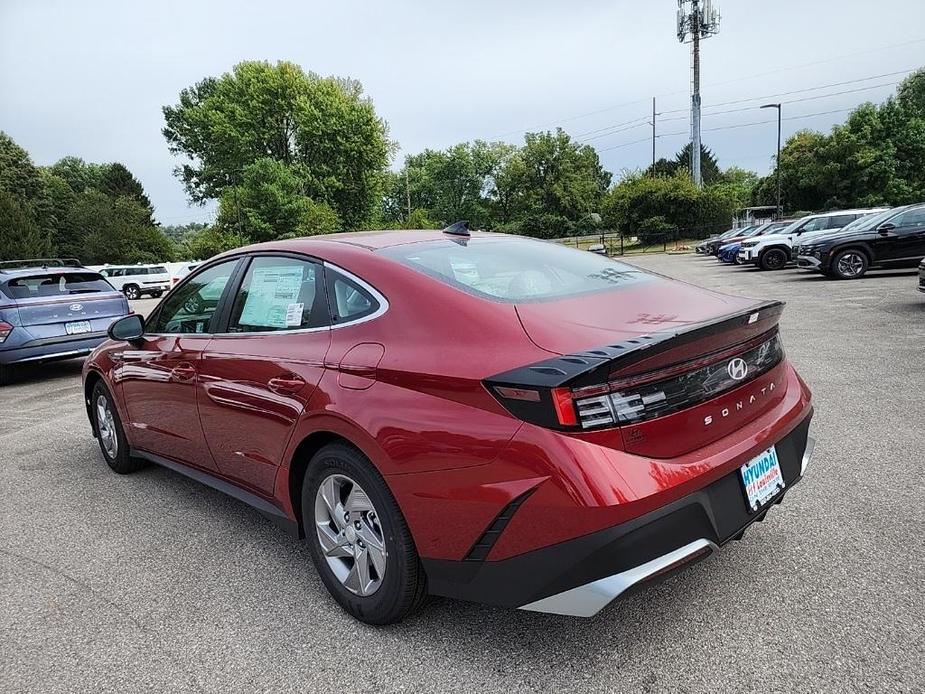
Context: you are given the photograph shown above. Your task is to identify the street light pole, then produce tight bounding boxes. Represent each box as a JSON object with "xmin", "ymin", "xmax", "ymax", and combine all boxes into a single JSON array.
[{"xmin": 761, "ymin": 103, "xmax": 782, "ymax": 219}]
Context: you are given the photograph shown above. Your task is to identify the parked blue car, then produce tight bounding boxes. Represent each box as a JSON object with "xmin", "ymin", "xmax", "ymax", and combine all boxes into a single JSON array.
[
  {"xmin": 717, "ymin": 241, "xmax": 743, "ymax": 263},
  {"xmin": 0, "ymin": 259, "xmax": 129, "ymax": 384}
]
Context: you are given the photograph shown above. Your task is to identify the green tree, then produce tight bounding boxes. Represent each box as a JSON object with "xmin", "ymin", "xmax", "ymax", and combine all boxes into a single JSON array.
[
  {"xmin": 384, "ymin": 140, "xmax": 516, "ymax": 228},
  {"xmin": 0, "ymin": 190, "xmax": 52, "ymax": 260},
  {"xmin": 0, "ymin": 131, "xmax": 44, "ymax": 201},
  {"xmin": 163, "ymin": 60, "xmax": 390, "ymax": 229},
  {"xmin": 501, "ymin": 129, "xmax": 611, "ymax": 237},
  {"xmin": 66, "ymin": 191, "xmax": 172, "ymax": 264},
  {"xmin": 603, "ymin": 172, "xmax": 700, "ymax": 240},
  {"xmin": 215, "ymin": 157, "xmax": 341, "ymax": 241},
  {"xmin": 48, "ymin": 156, "xmax": 106, "ymax": 194},
  {"xmin": 99, "ymin": 162, "xmax": 156, "ymax": 224},
  {"xmin": 177, "ymin": 225, "xmax": 242, "ymax": 260}
]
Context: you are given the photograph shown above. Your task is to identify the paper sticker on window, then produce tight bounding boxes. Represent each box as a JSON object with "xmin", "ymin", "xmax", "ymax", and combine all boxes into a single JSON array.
[
  {"xmin": 239, "ymin": 265, "xmax": 305, "ymax": 328},
  {"xmin": 285, "ymin": 303, "xmax": 304, "ymax": 327}
]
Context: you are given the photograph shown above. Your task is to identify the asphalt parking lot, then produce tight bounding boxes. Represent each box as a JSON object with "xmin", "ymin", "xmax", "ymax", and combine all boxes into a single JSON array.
[{"xmin": 2, "ymin": 255, "xmax": 923, "ymax": 693}]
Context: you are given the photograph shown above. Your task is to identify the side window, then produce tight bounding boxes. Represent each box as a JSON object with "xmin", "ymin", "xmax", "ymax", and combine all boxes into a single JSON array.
[
  {"xmin": 148, "ymin": 260, "xmax": 238, "ymax": 334},
  {"xmin": 228, "ymin": 256, "xmax": 325, "ymax": 333},
  {"xmin": 828, "ymin": 215, "xmax": 855, "ymax": 229},
  {"xmin": 891, "ymin": 208, "xmax": 925, "ymax": 229},
  {"xmin": 328, "ymin": 270, "xmax": 381, "ymax": 324},
  {"xmin": 798, "ymin": 217, "xmax": 826, "ymax": 233}
]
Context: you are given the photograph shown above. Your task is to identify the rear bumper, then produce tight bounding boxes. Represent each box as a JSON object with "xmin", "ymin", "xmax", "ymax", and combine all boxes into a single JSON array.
[
  {"xmin": 0, "ymin": 332, "xmax": 108, "ymax": 365},
  {"xmin": 423, "ymin": 411, "xmax": 814, "ymax": 616}
]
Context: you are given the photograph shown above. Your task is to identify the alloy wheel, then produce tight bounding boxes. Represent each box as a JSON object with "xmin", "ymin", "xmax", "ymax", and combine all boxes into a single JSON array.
[
  {"xmin": 837, "ymin": 252, "xmax": 866, "ymax": 278},
  {"xmin": 124, "ymin": 286, "xmax": 139, "ymax": 300},
  {"xmin": 314, "ymin": 474, "xmax": 387, "ymax": 597},
  {"xmin": 96, "ymin": 394, "xmax": 118, "ymax": 459}
]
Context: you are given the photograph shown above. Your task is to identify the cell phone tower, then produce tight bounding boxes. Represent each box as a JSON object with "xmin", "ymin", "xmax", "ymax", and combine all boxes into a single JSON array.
[{"xmin": 677, "ymin": 0, "xmax": 721, "ymax": 188}]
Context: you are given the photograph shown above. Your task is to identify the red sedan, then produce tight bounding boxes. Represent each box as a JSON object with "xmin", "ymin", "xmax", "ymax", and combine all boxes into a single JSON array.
[{"xmin": 82, "ymin": 227, "xmax": 814, "ymax": 624}]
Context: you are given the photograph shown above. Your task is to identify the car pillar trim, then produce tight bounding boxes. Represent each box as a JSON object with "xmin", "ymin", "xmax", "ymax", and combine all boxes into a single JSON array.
[{"xmin": 518, "ymin": 538, "xmax": 719, "ymax": 618}]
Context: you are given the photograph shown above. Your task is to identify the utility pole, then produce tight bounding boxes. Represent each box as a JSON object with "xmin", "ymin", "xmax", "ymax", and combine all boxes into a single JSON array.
[
  {"xmin": 405, "ymin": 168, "xmax": 411, "ymax": 219},
  {"xmin": 649, "ymin": 97, "xmax": 657, "ymax": 170},
  {"xmin": 761, "ymin": 103, "xmax": 783, "ymax": 218},
  {"xmin": 677, "ymin": 0, "xmax": 720, "ymax": 189}
]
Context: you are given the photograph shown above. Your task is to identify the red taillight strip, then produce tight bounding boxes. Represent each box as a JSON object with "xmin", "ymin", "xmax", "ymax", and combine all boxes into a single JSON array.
[{"xmin": 591, "ymin": 330, "xmax": 779, "ymax": 394}]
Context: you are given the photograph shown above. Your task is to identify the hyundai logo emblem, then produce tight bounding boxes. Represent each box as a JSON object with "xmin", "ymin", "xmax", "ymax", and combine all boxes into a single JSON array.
[
  {"xmin": 69, "ymin": 303, "xmax": 84, "ymax": 312},
  {"xmin": 727, "ymin": 357, "xmax": 748, "ymax": 381}
]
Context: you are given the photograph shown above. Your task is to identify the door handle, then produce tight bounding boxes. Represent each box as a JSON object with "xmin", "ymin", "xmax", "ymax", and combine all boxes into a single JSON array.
[
  {"xmin": 268, "ymin": 374, "xmax": 306, "ymax": 395},
  {"xmin": 171, "ymin": 362, "xmax": 197, "ymax": 382}
]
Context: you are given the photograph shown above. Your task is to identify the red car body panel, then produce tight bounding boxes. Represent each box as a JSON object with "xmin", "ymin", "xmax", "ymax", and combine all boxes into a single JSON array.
[{"xmin": 83, "ymin": 230, "xmax": 814, "ymax": 603}]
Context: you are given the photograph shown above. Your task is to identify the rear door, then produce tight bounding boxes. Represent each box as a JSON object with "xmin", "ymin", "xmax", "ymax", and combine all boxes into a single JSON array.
[
  {"xmin": 116, "ymin": 259, "xmax": 241, "ymax": 469},
  {"xmin": 197, "ymin": 254, "xmax": 331, "ymax": 494}
]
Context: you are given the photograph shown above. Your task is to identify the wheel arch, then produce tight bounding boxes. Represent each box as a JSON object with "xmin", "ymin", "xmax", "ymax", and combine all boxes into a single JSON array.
[
  {"xmin": 759, "ymin": 243, "xmax": 792, "ymax": 260},
  {"xmin": 83, "ymin": 368, "xmax": 104, "ymax": 437},
  {"xmin": 285, "ymin": 423, "xmax": 390, "ymax": 539}
]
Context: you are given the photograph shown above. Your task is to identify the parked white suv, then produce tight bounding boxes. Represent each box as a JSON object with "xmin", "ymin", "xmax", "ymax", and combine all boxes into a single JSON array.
[
  {"xmin": 737, "ymin": 209, "xmax": 884, "ymax": 270},
  {"xmin": 97, "ymin": 264, "xmax": 171, "ymax": 299}
]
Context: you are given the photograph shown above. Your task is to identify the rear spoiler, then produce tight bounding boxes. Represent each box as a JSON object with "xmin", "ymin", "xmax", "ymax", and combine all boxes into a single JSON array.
[{"xmin": 486, "ymin": 300, "xmax": 784, "ymax": 392}]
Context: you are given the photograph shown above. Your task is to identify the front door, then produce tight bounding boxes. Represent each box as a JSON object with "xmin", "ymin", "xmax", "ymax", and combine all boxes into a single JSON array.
[
  {"xmin": 116, "ymin": 259, "xmax": 241, "ymax": 469},
  {"xmin": 878, "ymin": 207, "xmax": 925, "ymax": 263},
  {"xmin": 197, "ymin": 255, "xmax": 331, "ymax": 495}
]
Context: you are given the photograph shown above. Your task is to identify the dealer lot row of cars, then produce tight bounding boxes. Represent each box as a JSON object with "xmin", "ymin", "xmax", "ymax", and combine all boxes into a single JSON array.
[{"xmin": 696, "ymin": 203, "xmax": 925, "ymax": 285}]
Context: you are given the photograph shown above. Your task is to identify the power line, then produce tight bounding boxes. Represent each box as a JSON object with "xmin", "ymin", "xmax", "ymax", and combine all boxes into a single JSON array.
[
  {"xmin": 490, "ymin": 37, "xmax": 924, "ymax": 138},
  {"xmin": 597, "ymin": 106, "xmax": 860, "ymax": 153}
]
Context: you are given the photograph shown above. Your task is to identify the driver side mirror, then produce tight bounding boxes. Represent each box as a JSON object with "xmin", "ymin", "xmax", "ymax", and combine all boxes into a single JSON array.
[
  {"xmin": 878, "ymin": 222, "xmax": 896, "ymax": 234},
  {"xmin": 108, "ymin": 314, "xmax": 145, "ymax": 343}
]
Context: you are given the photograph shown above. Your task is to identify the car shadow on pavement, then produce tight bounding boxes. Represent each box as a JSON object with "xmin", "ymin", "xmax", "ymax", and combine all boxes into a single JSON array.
[
  {"xmin": 119, "ymin": 457, "xmax": 714, "ymax": 671},
  {"xmin": 4, "ymin": 358, "xmax": 85, "ymax": 386}
]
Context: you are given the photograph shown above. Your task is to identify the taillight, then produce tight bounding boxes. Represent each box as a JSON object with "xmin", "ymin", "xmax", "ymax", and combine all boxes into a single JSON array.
[
  {"xmin": 0, "ymin": 320, "xmax": 12, "ymax": 343},
  {"xmin": 487, "ymin": 332, "xmax": 783, "ymax": 431},
  {"xmin": 571, "ymin": 333, "xmax": 783, "ymax": 429}
]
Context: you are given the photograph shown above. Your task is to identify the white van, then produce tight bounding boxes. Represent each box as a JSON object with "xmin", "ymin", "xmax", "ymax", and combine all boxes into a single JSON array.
[{"xmin": 98, "ymin": 264, "xmax": 171, "ymax": 299}]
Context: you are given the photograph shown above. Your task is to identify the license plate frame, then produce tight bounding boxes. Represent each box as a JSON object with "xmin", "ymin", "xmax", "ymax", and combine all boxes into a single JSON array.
[
  {"xmin": 739, "ymin": 446, "xmax": 785, "ymax": 513},
  {"xmin": 65, "ymin": 320, "xmax": 92, "ymax": 335}
]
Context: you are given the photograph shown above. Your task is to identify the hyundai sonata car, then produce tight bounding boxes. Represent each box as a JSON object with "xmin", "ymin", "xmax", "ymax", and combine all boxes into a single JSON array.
[{"xmin": 82, "ymin": 227, "xmax": 814, "ymax": 624}]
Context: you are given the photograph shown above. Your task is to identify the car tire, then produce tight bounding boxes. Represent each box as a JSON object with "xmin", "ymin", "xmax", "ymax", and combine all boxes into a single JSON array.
[
  {"xmin": 759, "ymin": 248, "xmax": 789, "ymax": 271},
  {"xmin": 831, "ymin": 249, "xmax": 869, "ymax": 280},
  {"xmin": 151, "ymin": 291, "xmax": 163, "ymax": 298},
  {"xmin": 302, "ymin": 442, "xmax": 427, "ymax": 625},
  {"xmin": 123, "ymin": 284, "xmax": 140, "ymax": 300},
  {"xmin": 91, "ymin": 380, "xmax": 146, "ymax": 474}
]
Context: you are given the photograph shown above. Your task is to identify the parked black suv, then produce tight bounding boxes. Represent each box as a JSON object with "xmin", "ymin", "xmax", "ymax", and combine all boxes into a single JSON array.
[{"xmin": 796, "ymin": 203, "xmax": 925, "ymax": 279}]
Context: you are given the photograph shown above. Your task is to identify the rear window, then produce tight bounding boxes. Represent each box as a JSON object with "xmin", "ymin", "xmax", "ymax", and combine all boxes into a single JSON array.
[
  {"xmin": 3, "ymin": 272, "xmax": 114, "ymax": 299},
  {"xmin": 380, "ymin": 237, "xmax": 651, "ymax": 302}
]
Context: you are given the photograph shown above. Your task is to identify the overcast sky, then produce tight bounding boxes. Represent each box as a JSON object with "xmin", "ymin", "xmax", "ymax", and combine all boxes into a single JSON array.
[{"xmin": 2, "ymin": 0, "xmax": 923, "ymax": 224}]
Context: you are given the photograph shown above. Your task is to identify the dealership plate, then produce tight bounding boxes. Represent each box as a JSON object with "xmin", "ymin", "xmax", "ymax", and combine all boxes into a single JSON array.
[
  {"xmin": 740, "ymin": 446, "xmax": 784, "ymax": 512},
  {"xmin": 65, "ymin": 320, "xmax": 92, "ymax": 335}
]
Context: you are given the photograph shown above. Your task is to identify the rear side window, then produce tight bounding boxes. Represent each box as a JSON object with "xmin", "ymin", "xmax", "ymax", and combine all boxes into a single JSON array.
[
  {"xmin": 149, "ymin": 266, "xmax": 168, "ymax": 274},
  {"xmin": 228, "ymin": 256, "xmax": 325, "ymax": 332},
  {"xmin": 327, "ymin": 270, "xmax": 380, "ymax": 324},
  {"xmin": 827, "ymin": 215, "xmax": 856, "ymax": 229},
  {"xmin": 3, "ymin": 272, "xmax": 113, "ymax": 298},
  {"xmin": 380, "ymin": 237, "xmax": 651, "ymax": 302},
  {"xmin": 891, "ymin": 207, "xmax": 925, "ymax": 229}
]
